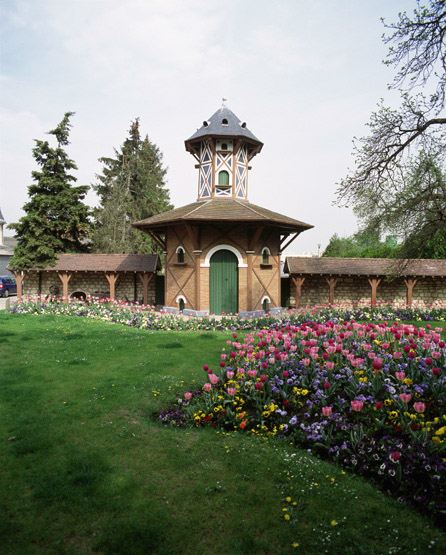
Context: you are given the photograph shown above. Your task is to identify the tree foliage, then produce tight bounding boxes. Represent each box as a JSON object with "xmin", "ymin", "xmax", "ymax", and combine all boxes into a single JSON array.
[
  {"xmin": 323, "ymin": 230, "xmax": 399, "ymax": 259},
  {"xmin": 92, "ymin": 119, "xmax": 172, "ymax": 254},
  {"xmin": 9, "ymin": 113, "xmax": 91, "ymax": 268},
  {"xmin": 336, "ymin": 0, "xmax": 446, "ymax": 259}
]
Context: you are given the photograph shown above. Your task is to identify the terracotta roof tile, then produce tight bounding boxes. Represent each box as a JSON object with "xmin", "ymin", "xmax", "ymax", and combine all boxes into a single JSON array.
[
  {"xmin": 284, "ymin": 257, "xmax": 446, "ymax": 277},
  {"xmin": 132, "ymin": 200, "xmax": 313, "ymax": 232},
  {"xmin": 22, "ymin": 254, "xmax": 160, "ymax": 272}
]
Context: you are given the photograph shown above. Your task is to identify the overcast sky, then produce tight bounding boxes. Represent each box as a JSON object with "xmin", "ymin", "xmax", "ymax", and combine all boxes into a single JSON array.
[{"xmin": 0, "ymin": 0, "xmax": 413, "ymax": 254}]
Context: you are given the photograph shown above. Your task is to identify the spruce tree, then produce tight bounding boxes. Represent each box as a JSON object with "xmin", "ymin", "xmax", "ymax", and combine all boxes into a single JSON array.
[
  {"xmin": 92, "ymin": 119, "xmax": 172, "ymax": 254},
  {"xmin": 9, "ymin": 112, "xmax": 91, "ymax": 268}
]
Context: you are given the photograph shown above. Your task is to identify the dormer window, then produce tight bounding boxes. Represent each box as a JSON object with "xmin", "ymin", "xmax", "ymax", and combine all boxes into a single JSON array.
[
  {"xmin": 222, "ymin": 118, "xmax": 228, "ymax": 125},
  {"xmin": 221, "ymin": 143, "xmax": 228, "ymax": 151},
  {"xmin": 176, "ymin": 246, "xmax": 185, "ymax": 264}
]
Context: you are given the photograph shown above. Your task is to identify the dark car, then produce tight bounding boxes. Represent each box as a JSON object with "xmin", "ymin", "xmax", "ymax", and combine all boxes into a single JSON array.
[{"xmin": 0, "ymin": 276, "xmax": 17, "ymax": 297}]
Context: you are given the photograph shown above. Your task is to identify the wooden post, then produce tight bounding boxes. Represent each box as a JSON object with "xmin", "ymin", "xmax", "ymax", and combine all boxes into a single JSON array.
[
  {"xmin": 368, "ymin": 277, "xmax": 381, "ymax": 307},
  {"xmin": 404, "ymin": 278, "xmax": 417, "ymax": 306},
  {"xmin": 325, "ymin": 276, "xmax": 339, "ymax": 305},
  {"xmin": 291, "ymin": 276, "xmax": 305, "ymax": 308},
  {"xmin": 194, "ymin": 253, "xmax": 201, "ymax": 310},
  {"xmin": 105, "ymin": 272, "xmax": 119, "ymax": 301},
  {"xmin": 138, "ymin": 272, "xmax": 154, "ymax": 306},
  {"xmin": 247, "ymin": 252, "xmax": 253, "ymax": 310},
  {"xmin": 58, "ymin": 272, "xmax": 72, "ymax": 303},
  {"xmin": 11, "ymin": 270, "xmax": 25, "ymax": 300}
]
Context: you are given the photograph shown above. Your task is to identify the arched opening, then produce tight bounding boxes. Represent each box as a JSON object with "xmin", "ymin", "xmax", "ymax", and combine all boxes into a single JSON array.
[
  {"xmin": 210, "ymin": 249, "xmax": 238, "ymax": 315},
  {"xmin": 179, "ymin": 298, "xmax": 185, "ymax": 311},
  {"xmin": 222, "ymin": 118, "xmax": 228, "ymax": 125},
  {"xmin": 176, "ymin": 246, "xmax": 185, "ymax": 264},
  {"xmin": 262, "ymin": 296, "xmax": 270, "ymax": 313},
  {"xmin": 262, "ymin": 247, "xmax": 270, "ymax": 264},
  {"xmin": 71, "ymin": 291, "xmax": 87, "ymax": 301},
  {"xmin": 221, "ymin": 143, "xmax": 228, "ymax": 150},
  {"xmin": 218, "ymin": 171, "xmax": 229, "ymax": 186}
]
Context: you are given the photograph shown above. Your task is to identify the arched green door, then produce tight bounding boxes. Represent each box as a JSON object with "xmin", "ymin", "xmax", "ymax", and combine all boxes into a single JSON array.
[{"xmin": 210, "ymin": 250, "xmax": 238, "ymax": 315}]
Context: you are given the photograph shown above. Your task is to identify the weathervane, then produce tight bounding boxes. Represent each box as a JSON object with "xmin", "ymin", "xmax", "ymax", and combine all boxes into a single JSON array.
[{"xmin": 222, "ymin": 97, "xmax": 227, "ymax": 108}]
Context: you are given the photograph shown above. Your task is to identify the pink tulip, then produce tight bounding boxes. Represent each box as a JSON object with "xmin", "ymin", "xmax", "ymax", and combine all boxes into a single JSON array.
[
  {"xmin": 413, "ymin": 402, "xmax": 426, "ymax": 413},
  {"xmin": 351, "ymin": 400, "xmax": 364, "ymax": 412},
  {"xmin": 326, "ymin": 361, "xmax": 335, "ymax": 370},
  {"xmin": 302, "ymin": 358, "xmax": 310, "ymax": 366},
  {"xmin": 248, "ymin": 369, "xmax": 257, "ymax": 378},
  {"xmin": 395, "ymin": 372, "xmax": 405, "ymax": 381},
  {"xmin": 432, "ymin": 351, "xmax": 441, "ymax": 359},
  {"xmin": 322, "ymin": 406, "xmax": 332, "ymax": 417},
  {"xmin": 393, "ymin": 352, "xmax": 402, "ymax": 359},
  {"xmin": 226, "ymin": 371, "xmax": 234, "ymax": 379},
  {"xmin": 390, "ymin": 451, "xmax": 401, "ymax": 462},
  {"xmin": 399, "ymin": 393, "xmax": 412, "ymax": 403},
  {"xmin": 203, "ymin": 383, "xmax": 212, "ymax": 392},
  {"xmin": 209, "ymin": 374, "xmax": 219, "ymax": 385},
  {"xmin": 184, "ymin": 392, "xmax": 192, "ymax": 400},
  {"xmin": 227, "ymin": 387, "xmax": 236, "ymax": 395}
]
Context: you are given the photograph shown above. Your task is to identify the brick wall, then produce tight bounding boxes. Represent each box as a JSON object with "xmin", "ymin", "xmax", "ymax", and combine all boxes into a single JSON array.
[
  {"xmin": 289, "ymin": 274, "xmax": 446, "ymax": 307},
  {"xmin": 21, "ymin": 271, "xmax": 156, "ymax": 305},
  {"xmin": 165, "ymin": 223, "xmax": 281, "ymax": 312}
]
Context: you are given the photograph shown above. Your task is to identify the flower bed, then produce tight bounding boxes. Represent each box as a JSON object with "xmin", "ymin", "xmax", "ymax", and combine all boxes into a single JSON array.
[
  {"xmin": 8, "ymin": 297, "xmax": 446, "ymax": 331},
  {"xmin": 164, "ymin": 321, "xmax": 446, "ymax": 521}
]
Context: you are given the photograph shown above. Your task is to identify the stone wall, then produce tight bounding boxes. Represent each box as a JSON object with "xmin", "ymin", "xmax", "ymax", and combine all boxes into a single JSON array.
[
  {"xmin": 21, "ymin": 271, "xmax": 156, "ymax": 305},
  {"xmin": 289, "ymin": 274, "xmax": 446, "ymax": 307}
]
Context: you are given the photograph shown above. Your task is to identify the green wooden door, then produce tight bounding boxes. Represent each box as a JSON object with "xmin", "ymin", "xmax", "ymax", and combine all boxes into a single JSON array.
[{"xmin": 210, "ymin": 250, "xmax": 238, "ymax": 315}]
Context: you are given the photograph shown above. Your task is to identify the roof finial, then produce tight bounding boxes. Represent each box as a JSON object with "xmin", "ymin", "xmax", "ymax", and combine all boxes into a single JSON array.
[{"xmin": 221, "ymin": 97, "xmax": 227, "ymax": 108}]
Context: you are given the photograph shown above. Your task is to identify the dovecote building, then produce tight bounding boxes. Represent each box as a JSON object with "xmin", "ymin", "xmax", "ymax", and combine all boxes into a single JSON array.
[{"xmin": 133, "ymin": 105, "xmax": 313, "ymax": 314}]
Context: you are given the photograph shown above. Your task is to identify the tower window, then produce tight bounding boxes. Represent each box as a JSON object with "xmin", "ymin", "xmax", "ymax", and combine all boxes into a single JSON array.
[
  {"xmin": 176, "ymin": 246, "xmax": 185, "ymax": 263},
  {"xmin": 222, "ymin": 118, "xmax": 228, "ymax": 125},
  {"xmin": 218, "ymin": 171, "xmax": 230, "ymax": 186},
  {"xmin": 179, "ymin": 298, "xmax": 185, "ymax": 311},
  {"xmin": 221, "ymin": 143, "xmax": 228, "ymax": 150}
]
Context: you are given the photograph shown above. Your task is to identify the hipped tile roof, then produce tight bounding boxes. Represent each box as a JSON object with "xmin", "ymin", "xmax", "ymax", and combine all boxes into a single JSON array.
[
  {"xmin": 15, "ymin": 254, "xmax": 160, "ymax": 273},
  {"xmin": 132, "ymin": 200, "xmax": 313, "ymax": 233},
  {"xmin": 284, "ymin": 257, "xmax": 446, "ymax": 277}
]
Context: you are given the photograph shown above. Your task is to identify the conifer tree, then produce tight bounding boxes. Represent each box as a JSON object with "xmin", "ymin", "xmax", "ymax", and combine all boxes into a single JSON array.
[
  {"xmin": 9, "ymin": 112, "xmax": 91, "ymax": 268},
  {"xmin": 92, "ymin": 119, "xmax": 172, "ymax": 254}
]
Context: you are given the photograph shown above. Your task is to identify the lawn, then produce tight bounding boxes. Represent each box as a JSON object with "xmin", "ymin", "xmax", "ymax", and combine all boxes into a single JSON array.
[{"xmin": 1, "ymin": 312, "xmax": 445, "ymax": 554}]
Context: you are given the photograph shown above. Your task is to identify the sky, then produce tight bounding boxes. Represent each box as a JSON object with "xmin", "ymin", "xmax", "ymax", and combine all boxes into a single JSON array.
[{"xmin": 0, "ymin": 0, "xmax": 414, "ymax": 255}]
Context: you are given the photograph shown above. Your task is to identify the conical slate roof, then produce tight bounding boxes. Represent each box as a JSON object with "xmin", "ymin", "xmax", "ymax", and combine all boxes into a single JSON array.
[
  {"xmin": 132, "ymin": 199, "xmax": 313, "ymax": 234},
  {"xmin": 185, "ymin": 106, "xmax": 263, "ymax": 147}
]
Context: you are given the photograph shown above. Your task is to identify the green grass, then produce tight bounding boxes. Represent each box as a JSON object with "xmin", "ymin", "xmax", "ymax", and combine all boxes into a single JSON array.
[{"xmin": 0, "ymin": 312, "xmax": 445, "ymax": 554}]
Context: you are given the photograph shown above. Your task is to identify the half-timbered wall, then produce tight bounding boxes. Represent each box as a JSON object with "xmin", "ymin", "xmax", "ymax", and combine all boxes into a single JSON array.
[
  {"xmin": 289, "ymin": 274, "xmax": 446, "ymax": 307},
  {"xmin": 197, "ymin": 139, "xmax": 249, "ymax": 201},
  {"xmin": 198, "ymin": 140, "xmax": 213, "ymax": 199},
  {"xmin": 165, "ymin": 223, "xmax": 281, "ymax": 313}
]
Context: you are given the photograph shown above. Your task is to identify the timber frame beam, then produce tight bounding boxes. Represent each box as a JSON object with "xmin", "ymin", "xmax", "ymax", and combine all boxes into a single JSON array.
[{"xmin": 280, "ymin": 231, "xmax": 301, "ymax": 253}]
